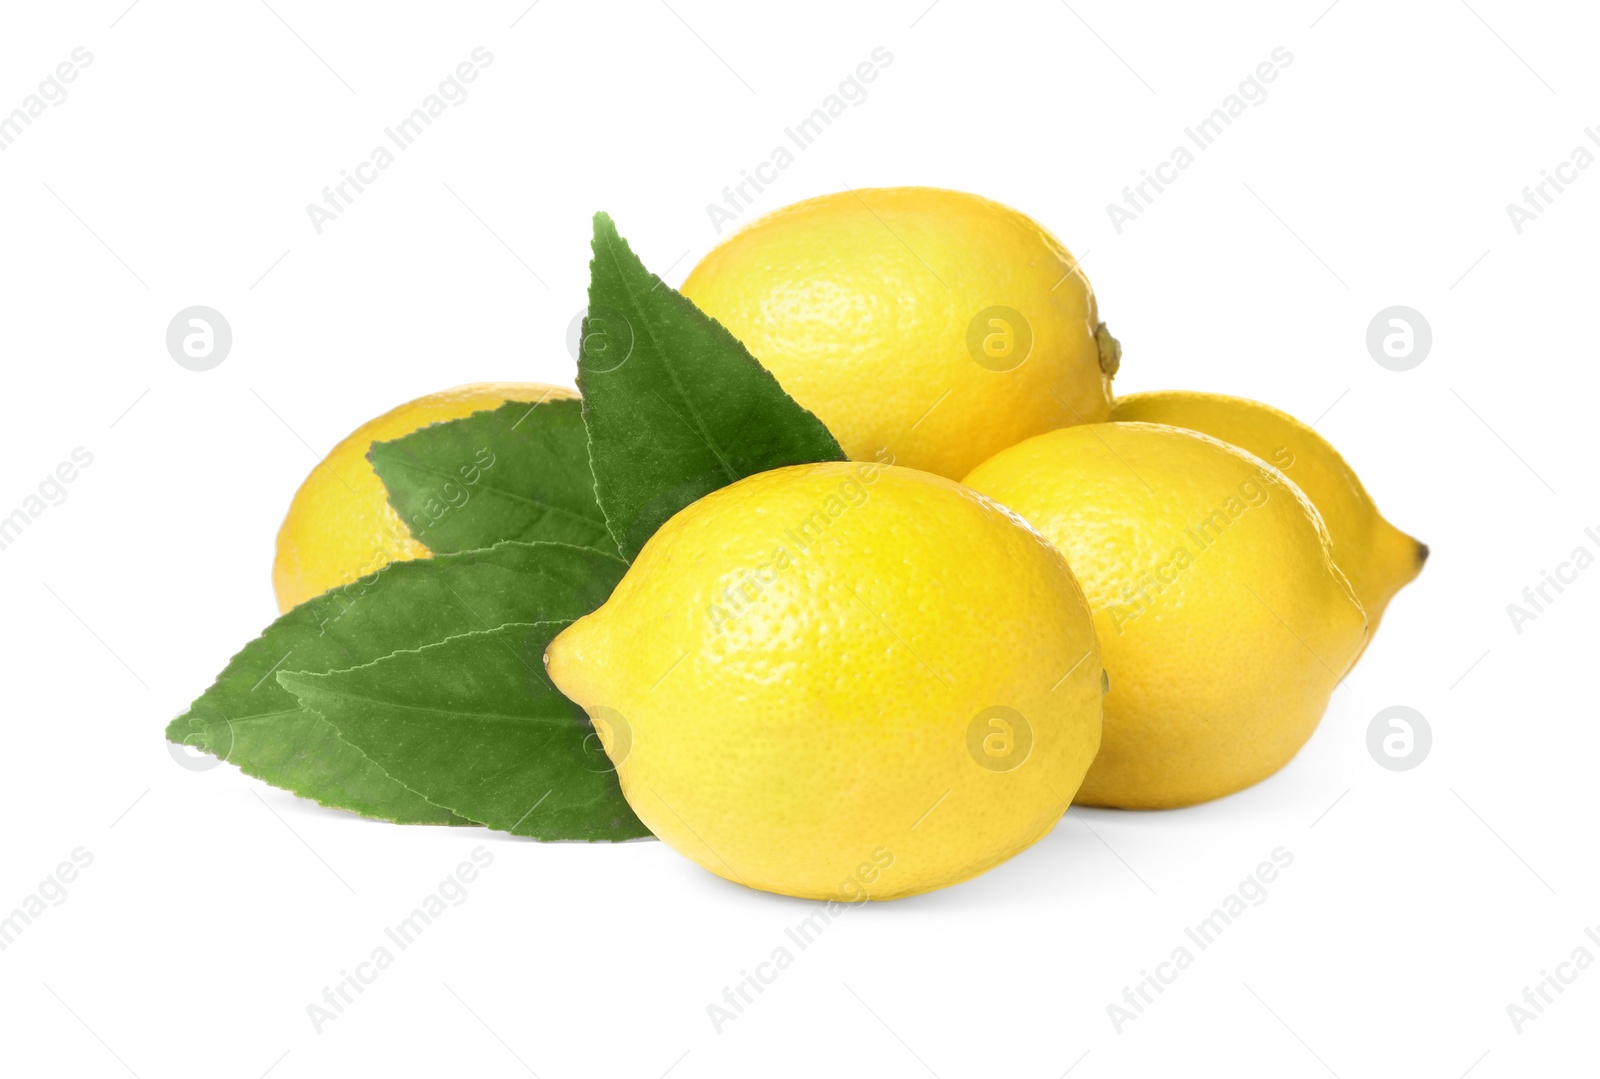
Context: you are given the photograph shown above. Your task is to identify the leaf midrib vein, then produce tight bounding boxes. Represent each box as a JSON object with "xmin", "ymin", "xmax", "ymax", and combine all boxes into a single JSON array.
[
  {"xmin": 379, "ymin": 458, "xmax": 607, "ymax": 529},
  {"xmin": 302, "ymin": 692, "xmax": 575, "ymax": 727},
  {"xmin": 597, "ymin": 226, "xmax": 741, "ymax": 484}
]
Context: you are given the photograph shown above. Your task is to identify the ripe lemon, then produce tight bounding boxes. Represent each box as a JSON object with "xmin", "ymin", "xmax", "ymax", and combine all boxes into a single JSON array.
[
  {"xmin": 963, "ymin": 422, "xmax": 1367, "ymax": 809},
  {"xmin": 680, "ymin": 187, "xmax": 1118, "ymax": 481},
  {"xmin": 1110, "ymin": 390, "xmax": 1426, "ymax": 635},
  {"xmin": 544, "ymin": 461, "xmax": 1103, "ymax": 900},
  {"xmin": 272, "ymin": 382, "xmax": 573, "ymax": 613}
]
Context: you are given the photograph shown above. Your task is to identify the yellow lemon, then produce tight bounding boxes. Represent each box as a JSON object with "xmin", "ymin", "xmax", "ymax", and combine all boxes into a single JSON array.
[
  {"xmin": 1110, "ymin": 390, "xmax": 1426, "ymax": 635},
  {"xmin": 680, "ymin": 187, "xmax": 1118, "ymax": 480},
  {"xmin": 545, "ymin": 461, "xmax": 1103, "ymax": 900},
  {"xmin": 963, "ymin": 423, "xmax": 1367, "ymax": 809},
  {"xmin": 272, "ymin": 382, "xmax": 573, "ymax": 613}
]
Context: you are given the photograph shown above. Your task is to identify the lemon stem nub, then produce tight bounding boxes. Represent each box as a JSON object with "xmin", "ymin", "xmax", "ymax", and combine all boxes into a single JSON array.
[{"xmin": 1096, "ymin": 323, "xmax": 1121, "ymax": 378}]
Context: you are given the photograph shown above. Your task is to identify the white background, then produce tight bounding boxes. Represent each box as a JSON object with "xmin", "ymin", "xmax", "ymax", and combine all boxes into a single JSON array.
[{"xmin": 0, "ymin": 0, "xmax": 1594, "ymax": 1075}]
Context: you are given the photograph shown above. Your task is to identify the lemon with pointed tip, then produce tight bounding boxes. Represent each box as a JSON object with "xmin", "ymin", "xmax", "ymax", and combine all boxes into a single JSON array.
[
  {"xmin": 1110, "ymin": 390, "xmax": 1426, "ymax": 635},
  {"xmin": 544, "ymin": 461, "xmax": 1103, "ymax": 900},
  {"xmin": 681, "ymin": 187, "xmax": 1119, "ymax": 480},
  {"xmin": 964, "ymin": 422, "xmax": 1368, "ymax": 809},
  {"xmin": 272, "ymin": 382, "xmax": 574, "ymax": 613}
]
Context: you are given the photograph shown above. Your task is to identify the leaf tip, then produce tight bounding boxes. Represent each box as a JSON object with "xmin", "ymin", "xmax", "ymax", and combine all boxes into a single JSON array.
[
  {"xmin": 161, "ymin": 713, "xmax": 190, "ymax": 743},
  {"xmin": 274, "ymin": 668, "xmax": 312, "ymax": 696}
]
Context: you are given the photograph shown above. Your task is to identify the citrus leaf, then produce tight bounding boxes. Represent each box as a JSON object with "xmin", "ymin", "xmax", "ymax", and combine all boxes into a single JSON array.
[
  {"xmin": 281, "ymin": 622, "xmax": 648, "ymax": 842},
  {"xmin": 580, "ymin": 212, "xmax": 846, "ymax": 560},
  {"xmin": 370, "ymin": 397, "xmax": 617, "ymax": 558},
  {"xmin": 164, "ymin": 542, "xmax": 626, "ymax": 823}
]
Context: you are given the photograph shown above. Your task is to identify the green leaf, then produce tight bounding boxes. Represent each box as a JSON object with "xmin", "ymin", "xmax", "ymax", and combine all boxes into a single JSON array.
[
  {"xmin": 281, "ymin": 623, "xmax": 648, "ymax": 841},
  {"xmin": 370, "ymin": 397, "xmax": 617, "ymax": 558},
  {"xmin": 164, "ymin": 542, "xmax": 626, "ymax": 823},
  {"xmin": 580, "ymin": 212, "xmax": 846, "ymax": 560}
]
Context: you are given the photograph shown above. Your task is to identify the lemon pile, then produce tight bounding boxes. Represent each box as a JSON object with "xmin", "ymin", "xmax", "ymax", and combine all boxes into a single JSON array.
[{"xmin": 278, "ymin": 187, "xmax": 1425, "ymax": 901}]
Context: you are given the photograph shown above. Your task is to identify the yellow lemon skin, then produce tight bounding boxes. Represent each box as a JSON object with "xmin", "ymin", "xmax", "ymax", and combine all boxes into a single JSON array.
[
  {"xmin": 680, "ymin": 187, "xmax": 1116, "ymax": 481},
  {"xmin": 1111, "ymin": 390, "xmax": 1426, "ymax": 636},
  {"xmin": 271, "ymin": 383, "xmax": 574, "ymax": 613},
  {"xmin": 545, "ymin": 461, "xmax": 1102, "ymax": 901},
  {"xmin": 964, "ymin": 423, "xmax": 1368, "ymax": 809}
]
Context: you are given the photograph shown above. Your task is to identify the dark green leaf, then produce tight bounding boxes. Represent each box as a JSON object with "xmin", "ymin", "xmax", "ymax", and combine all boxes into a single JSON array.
[
  {"xmin": 281, "ymin": 622, "xmax": 649, "ymax": 841},
  {"xmin": 164, "ymin": 542, "xmax": 626, "ymax": 823},
  {"xmin": 370, "ymin": 398, "xmax": 617, "ymax": 558},
  {"xmin": 580, "ymin": 212, "xmax": 846, "ymax": 560}
]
